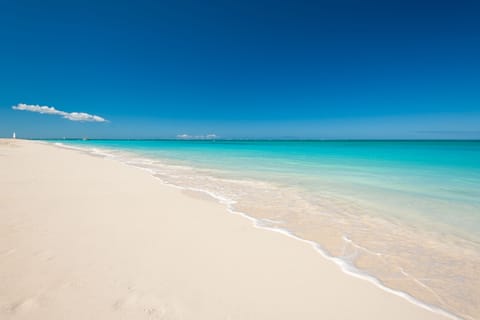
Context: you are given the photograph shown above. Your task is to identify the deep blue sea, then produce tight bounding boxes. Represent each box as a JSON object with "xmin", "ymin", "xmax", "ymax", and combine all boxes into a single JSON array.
[{"xmin": 51, "ymin": 139, "xmax": 480, "ymax": 319}]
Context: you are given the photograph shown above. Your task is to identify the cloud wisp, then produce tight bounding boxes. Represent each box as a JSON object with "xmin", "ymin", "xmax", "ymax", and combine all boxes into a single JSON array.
[
  {"xmin": 12, "ymin": 103, "xmax": 107, "ymax": 122},
  {"xmin": 176, "ymin": 133, "xmax": 218, "ymax": 140}
]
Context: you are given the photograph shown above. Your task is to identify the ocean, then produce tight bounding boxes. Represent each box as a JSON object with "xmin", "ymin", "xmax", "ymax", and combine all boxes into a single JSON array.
[{"xmin": 51, "ymin": 139, "xmax": 480, "ymax": 320}]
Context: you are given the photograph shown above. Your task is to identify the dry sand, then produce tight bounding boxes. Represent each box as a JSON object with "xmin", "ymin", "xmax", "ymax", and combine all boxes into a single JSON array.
[{"xmin": 0, "ymin": 139, "xmax": 452, "ymax": 319}]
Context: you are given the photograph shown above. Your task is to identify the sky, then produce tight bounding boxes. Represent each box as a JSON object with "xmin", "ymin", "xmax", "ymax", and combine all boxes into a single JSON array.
[{"xmin": 0, "ymin": 0, "xmax": 479, "ymax": 139}]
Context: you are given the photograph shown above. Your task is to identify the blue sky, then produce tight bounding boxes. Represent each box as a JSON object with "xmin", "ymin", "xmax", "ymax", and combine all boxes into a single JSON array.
[{"xmin": 0, "ymin": 0, "xmax": 479, "ymax": 139}]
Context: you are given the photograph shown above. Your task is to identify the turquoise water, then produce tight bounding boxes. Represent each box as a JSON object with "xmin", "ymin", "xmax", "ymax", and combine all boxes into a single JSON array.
[
  {"xmin": 58, "ymin": 140, "xmax": 480, "ymax": 234},
  {"xmin": 52, "ymin": 140, "xmax": 480, "ymax": 319}
]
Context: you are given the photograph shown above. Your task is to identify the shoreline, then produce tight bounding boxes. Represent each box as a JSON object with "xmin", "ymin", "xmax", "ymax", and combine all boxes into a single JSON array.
[
  {"xmin": 51, "ymin": 140, "xmax": 463, "ymax": 320},
  {"xmin": 0, "ymin": 139, "xmax": 457, "ymax": 319},
  {"xmin": 51, "ymin": 142, "xmax": 474, "ymax": 319}
]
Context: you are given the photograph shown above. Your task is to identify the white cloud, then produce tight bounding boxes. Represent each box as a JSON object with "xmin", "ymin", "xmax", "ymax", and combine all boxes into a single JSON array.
[
  {"xmin": 64, "ymin": 112, "xmax": 106, "ymax": 122},
  {"xmin": 12, "ymin": 103, "xmax": 107, "ymax": 122},
  {"xmin": 176, "ymin": 133, "xmax": 218, "ymax": 140}
]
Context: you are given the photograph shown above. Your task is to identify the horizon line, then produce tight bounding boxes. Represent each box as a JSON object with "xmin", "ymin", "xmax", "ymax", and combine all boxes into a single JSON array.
[{"xmin": 13, "ymin": 138, "xmax": 480, "ymax": 142}]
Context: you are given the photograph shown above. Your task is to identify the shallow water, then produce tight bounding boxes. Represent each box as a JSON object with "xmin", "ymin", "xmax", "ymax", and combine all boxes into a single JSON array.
[{"xmin": 51, "ymin": 140, "xmax": 480, "ymax": 320}]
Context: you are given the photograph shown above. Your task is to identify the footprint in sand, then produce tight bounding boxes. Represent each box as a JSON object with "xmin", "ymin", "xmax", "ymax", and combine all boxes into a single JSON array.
[
  {"xmin": 0, "ymin": 249, "xmax": 16, "ymax": 257},
  {"xmin": 35, "ymin": 250, "xmax": 56, "ymax": 261},
  {"xmin": 7, "ymin": 297, "xmax": 39, "ymax": 314},
  {"xmin": 113, "ymin": 290, "xmax": 179, "ymax": 320}
]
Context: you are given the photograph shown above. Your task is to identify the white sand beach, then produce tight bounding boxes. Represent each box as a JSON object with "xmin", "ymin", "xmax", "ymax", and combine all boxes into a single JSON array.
[{"xmin": 0, "ymin": 139, "xmax": 451, "ymax": 320}]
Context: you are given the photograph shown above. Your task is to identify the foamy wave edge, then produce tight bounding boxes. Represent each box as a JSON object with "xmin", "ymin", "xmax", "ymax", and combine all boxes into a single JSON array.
[{"xmin": 50, "ymin": 141, "xmax": 463, "ymax": 320}]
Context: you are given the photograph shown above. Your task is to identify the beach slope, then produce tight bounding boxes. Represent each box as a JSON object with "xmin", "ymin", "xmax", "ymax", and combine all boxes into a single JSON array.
[{"xmin": 0, "ymin": 140, "xmax": 450, "ymax": 319}]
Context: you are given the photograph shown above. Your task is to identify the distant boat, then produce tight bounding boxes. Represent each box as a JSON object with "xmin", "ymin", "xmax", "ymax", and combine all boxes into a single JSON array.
[
  {"xmin": 82, "ymin": 137, "xmax": 88, "ymax": 141},
  {"xmin": 12, "ymin": 132, "xmax": 16, "ymax": 139}
]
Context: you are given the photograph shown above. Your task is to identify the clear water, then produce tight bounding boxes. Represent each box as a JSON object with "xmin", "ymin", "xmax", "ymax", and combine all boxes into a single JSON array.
[{"xmin": 51, "ymin": 139, "xmax": 480, "ymax": 319}]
